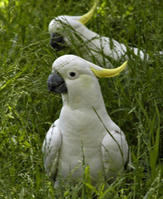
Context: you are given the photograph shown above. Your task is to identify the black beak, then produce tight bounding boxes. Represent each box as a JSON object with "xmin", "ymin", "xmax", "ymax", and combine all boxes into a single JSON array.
[
  {"xmin": 50, "ymin": 33, "xmax": 65, "ymax": 51},
  {"xmin": 47, "ymin": 72, "xmax": 67, "ymax": 94}
]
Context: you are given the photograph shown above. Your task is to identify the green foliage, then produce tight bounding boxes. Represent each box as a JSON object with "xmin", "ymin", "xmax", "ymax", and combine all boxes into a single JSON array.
[{"xmin": 0, "ymin": 0, "xmax": 162, "ymax": 198}]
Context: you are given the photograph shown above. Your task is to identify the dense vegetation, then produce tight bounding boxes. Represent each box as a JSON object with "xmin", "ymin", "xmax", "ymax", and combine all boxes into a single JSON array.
[{"xmin": 0, "ymin": 0, "xmax": 162, "ymax": 198}]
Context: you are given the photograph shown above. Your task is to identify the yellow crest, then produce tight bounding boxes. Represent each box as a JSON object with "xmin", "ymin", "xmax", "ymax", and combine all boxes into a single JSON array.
[
  {"xmin": 91, "ymin": 61, "xmax": 128, "ymax": 78},
  {"xmin": 79, "ymin": 0, "xmax": 99, "ymax": 25}
]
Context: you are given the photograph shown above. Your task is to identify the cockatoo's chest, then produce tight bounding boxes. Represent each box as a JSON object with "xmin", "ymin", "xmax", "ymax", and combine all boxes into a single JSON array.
[
  {"xmin": 59, "ymin": 105, "xmax": 105, "ymax": 144},
  {"xmin": 58, "ymin": 106, "xmax": 106, "ymax": 178}
]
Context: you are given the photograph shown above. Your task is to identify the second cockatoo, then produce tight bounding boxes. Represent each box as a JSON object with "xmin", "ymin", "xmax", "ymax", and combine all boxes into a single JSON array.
[
  {"xmin": 42, "ymin": 55, "xmax": 129, "ymax": 186},
  {"xmin": 48, "ymin": 1, "xmax": 162, "ymax": 68}
]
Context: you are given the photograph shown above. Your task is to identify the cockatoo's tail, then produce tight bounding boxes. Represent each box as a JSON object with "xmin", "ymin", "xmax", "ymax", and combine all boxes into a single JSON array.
[{"xmin": 79, "ymin": 0, "xmax": 99, "ymax": 24}]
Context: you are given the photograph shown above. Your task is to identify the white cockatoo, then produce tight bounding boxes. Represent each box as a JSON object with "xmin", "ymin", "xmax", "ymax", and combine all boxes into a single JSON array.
[
  {"xmin": 42, "ymin": 55, "xmax": 129, "ymax": 186},
  {"xmin": 48, "ymin": 1, "xmax": 162, "ymax": 68}
]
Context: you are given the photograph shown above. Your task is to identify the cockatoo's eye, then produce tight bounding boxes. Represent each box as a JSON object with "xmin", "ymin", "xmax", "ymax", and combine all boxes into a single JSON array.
[
  {"xmin": 69, "ymin": 72, "xmax": 76, "ymax": 77},
  {"xmin": 68, "ymin": 71, "xmax": 78, "ymax": 79}
]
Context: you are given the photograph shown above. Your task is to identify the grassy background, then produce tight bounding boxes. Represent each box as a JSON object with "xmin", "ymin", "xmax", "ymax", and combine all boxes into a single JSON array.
[{"xmin": 0, "ymin": 0, "xmax": 163, "ymax": 198}]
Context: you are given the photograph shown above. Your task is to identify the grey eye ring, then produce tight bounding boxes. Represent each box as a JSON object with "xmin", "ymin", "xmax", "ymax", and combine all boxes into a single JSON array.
[{"xmin": 68, "ymin": 71, "xmax": 78, "ymax": 79}]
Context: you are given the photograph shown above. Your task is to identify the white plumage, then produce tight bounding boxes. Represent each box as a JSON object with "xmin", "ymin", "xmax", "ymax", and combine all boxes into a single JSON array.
[{"xmin": 42, "ymin": 55, "xmax": 129, "ymax": 185}]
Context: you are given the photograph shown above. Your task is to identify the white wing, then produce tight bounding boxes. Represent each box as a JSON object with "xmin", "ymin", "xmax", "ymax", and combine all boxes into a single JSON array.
[
  {"xmin": 101, "ymin": 129, "xmax": 129, "ymax": 178},
  {"xmin": 42, "ymin": 119, "xmax": 62, "ymax": 180}
]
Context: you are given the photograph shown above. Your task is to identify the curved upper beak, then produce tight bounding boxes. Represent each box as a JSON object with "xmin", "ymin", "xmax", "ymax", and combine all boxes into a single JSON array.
[
  {"xmin": 47, "ymin": 72, "xmax": 67, "ymax": 94},
  {"xmin": 50, "ymin": 33, "xmax": 65, "ymax": 51}
]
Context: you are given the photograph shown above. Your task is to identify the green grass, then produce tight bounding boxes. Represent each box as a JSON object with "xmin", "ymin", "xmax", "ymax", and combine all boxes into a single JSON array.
[{"xmin": 0, "ymin": 0, "xmax": 163, "ymax": 198}]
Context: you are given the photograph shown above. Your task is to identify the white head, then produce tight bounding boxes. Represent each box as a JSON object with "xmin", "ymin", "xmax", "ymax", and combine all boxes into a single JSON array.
[
  {"xmin": 47, "ymin": 55, "xmax": 127, "ymax": 109},
  {"xmin": 48, "ymin": 1, "xmax": 99, "ymax": 50}
]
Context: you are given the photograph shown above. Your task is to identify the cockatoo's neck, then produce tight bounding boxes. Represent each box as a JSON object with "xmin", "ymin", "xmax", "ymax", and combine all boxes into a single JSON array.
[
  {"xmin": 61, "ymin": 76, "xmax": 105, "ymax": 111},
  {"xmin": 61, "ymin": 78, "xmax": 119, "ymax": 132},
  {"xmin": 76, "ymin": 25, "xmax": 99, "ymax": 43}
]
